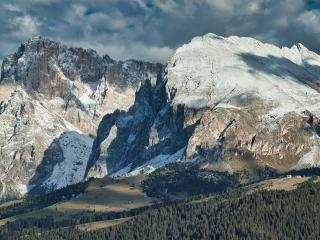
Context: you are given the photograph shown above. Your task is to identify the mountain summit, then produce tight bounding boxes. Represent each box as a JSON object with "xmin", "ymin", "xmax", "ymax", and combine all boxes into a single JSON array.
[{"xmin": 168, "ymin": 33, "xmax": 320, "ymax": 115}]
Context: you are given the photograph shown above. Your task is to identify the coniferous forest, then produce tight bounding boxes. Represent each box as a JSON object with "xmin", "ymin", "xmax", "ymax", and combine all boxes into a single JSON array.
[{"xmin": 1, "ymin": 179, "xmax": 320, "ymax": 240}]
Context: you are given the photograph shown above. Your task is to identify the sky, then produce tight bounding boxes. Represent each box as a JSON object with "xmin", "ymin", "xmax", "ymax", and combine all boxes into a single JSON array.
[{"xmin": 0, "ymin": 0, "xmax": 319, "ymax": 64}]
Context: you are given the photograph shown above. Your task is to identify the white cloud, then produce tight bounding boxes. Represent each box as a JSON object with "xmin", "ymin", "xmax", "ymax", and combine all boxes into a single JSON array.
[
  {"xmin": 298, "ymin": 10, "xmax": 320, "ymax": 34},
  {"xmin": 11, "ymin": 15, "xmax": 42, "ymax": 38},
  {"xmin": 64, "ymin": 4, "xmax": 87, "ymax": 24},
  {"xmin": 153, "ymin": 0, "xmax": 179, "ymax": 13},
  {"xmin": 3, "ymin": 3, "xmax": 23, "ymax": 12}
]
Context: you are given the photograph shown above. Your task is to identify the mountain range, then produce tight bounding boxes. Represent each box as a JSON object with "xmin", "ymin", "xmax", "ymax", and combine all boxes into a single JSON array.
[{"xmin": 1, "ymin": 33, "xmax": 320, "ymax": 201}]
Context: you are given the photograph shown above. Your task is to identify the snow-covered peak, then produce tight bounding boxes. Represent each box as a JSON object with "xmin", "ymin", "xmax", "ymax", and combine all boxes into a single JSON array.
[
  {"xmin": 167, "ymin": 33, "xmax": 320, "ymax": 117},
  {"xmin": 294, "ymin": 43, "xmax": 308, "ymax": 51}
]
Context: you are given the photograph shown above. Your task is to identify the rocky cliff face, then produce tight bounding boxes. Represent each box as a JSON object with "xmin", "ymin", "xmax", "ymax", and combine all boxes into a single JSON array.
[
  {"xmin": 86, "ymin": 34, "xmax": 320, "ymax": 178},
  {"xmin": 1, "ymin": 36, "xmax": 164, "ymax": 130},
  {"xmin": 0, "ymin": 36, "xmax": 164, "ymax": 200},
  {"xmin": 85, "ymin": 76, "xmax": 197, "ymax": 178}
]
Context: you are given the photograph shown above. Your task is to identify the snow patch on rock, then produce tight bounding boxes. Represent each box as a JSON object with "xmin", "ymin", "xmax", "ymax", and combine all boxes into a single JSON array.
[
  {"xmin": 295, "ymin": 145, "xmax": 320, "ymax": 169},
  {"xmin": 42, "ymin": 132, "xmax": 93, "ymax": 190},
  {"xmin": 111, "ymin": 147, "xmax": 186, "ymax": 177}
]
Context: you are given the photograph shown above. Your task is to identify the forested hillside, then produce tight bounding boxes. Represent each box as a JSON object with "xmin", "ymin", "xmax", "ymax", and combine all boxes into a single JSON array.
[{"xmin": 1, "ymin": 179, "xmax": 320, "ymax": 239}]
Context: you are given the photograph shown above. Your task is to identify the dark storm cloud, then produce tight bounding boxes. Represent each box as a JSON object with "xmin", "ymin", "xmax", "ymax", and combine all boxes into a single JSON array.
[{"xmin": 0, "ymin": 0, "xmax": 319, "ymax": 63}]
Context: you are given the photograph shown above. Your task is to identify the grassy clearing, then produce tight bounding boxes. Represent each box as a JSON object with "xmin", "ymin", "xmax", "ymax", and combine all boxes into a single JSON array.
[
  {"xmin": 77, "ymin": 217, "xmax": 131, "ymax": 231},
  {"xmin": 0, "ymin": 176, "xmax": 156, "ymax": 226},
  {"xmin": 251, "ymin": 176, "xmax": 310, "ymax": 192},
  {"xmin": 190, "ymin": 176, "xmax": 311, "ymax": 205},
  {"xmin": 55, "ymin": 176, "xmax": 156, "ymax": 213},
  {"xmin": 0, "ymin": 199, "xmax": 23, "ymax": 209}
]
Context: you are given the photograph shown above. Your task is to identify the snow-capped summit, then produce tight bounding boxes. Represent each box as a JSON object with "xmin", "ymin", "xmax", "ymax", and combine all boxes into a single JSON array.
[{"xmin": 167, "ymin": 33, "xmax": 320, "ymax": 116}]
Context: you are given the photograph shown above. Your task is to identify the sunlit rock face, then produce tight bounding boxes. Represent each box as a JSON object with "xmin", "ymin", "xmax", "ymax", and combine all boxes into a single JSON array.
[
  {"xmin": 0, "ymin": 37, "xmax": 164, "ymax": 200},
  {"xmin": 87, "ymin": 34, "xmax": 320, "ymax": 178}
]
